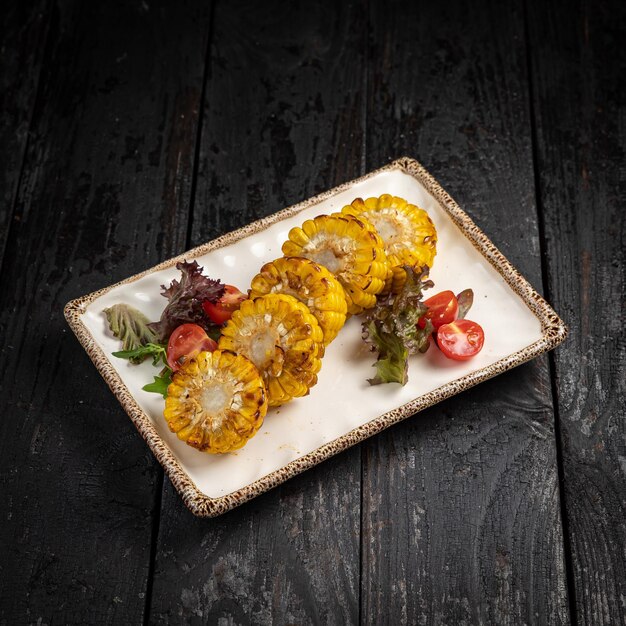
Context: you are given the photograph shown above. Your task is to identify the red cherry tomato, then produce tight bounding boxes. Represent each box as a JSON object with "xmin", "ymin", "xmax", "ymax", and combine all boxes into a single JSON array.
[
  {"xmin": 419, "ymin": 290, "xmax": 459, "ymax": 330},
  {"xmin": 202, "ymin": 284, "xmax": 247, "ymax": 325},
  {"xmin": 436, "ymin": 319, "xmax": 485, "ymax": 361},
  {"xmin": 166, "ymin": 323, "xmax": 217, "ymax": 371}
]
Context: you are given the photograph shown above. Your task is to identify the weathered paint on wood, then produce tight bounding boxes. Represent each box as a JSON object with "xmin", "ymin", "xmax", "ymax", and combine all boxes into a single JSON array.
[
  {"xmin": 0, "ymin": 0, "xmax": 210, "ymax": 622},
  {"xmin": 0, "ymin": 0, "xmax": 50, "ymax": 265},
  {"xmin": 527, "ymin": 0, "xmax": 626, "ymax": 623}
]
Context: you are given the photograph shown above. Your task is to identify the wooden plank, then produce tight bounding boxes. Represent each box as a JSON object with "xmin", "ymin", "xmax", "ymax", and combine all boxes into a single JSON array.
[
  {"xmin": 0, "ymin": 0, "xmax": 211, "ymax": 622},
  {"xmin": 361, "ymin": 0, "xmax": 570, "ymax": 623},
  {"xmin": 148, "ymin": 0, "xmax": 366, "ymax": 622},
  {"xmin": 526, "ymin": 0, "xmax": 626, "ymax": 623},
  {"xmin": 0, "ymin": 0, "xmax": 50, "ymax": 265}
]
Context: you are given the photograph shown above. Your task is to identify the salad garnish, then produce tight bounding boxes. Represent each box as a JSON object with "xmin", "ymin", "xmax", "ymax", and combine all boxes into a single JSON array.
[
  {"xmin": 361, "ymin": 267, "xmax": 484, "ymax": 385},
  {"xmin": 362, "ymin": 266, "xmax": 434, "ymax": 385},
  {"xmin": 104, "ymin": 261, "xmax": 234, "ymax": 397},
  {"xmin": 456, "ymin": 288, "xmax": 474, "ymax": 320},
  {"xmin": 142, "ymin": 369, "xmax": 173, "ymax": 398},
  {"xmin": 148, "ymin": 260, "xmax": 225, "ymax": 342},
  {"xmin": 104, "ymin": 303, "xmax": 158, "ymax": 363},
  {"xmin": 436, "ymin": 319, "xmax": 484, "ymax": 360},
  {"xmin": 112, "ymin": 343, "xmax": 167, "ymax": 367}
]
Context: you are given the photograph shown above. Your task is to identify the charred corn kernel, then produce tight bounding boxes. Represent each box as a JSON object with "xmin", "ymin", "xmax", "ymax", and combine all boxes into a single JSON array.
[
  {"xmin": 281, "ymin": 213, "xmax": 389, "ymax": 315},
  {"xmin": 164, "ymin": 350, "xmax": 267, "ymax": 454},
  {"xmin": 342, "ymin": 195, "xmax": 437, "ymax": 293},
  {"xmin": 218, "ymin": 294, "xmax": 324, "ymax": 407},
  {"xmin": 249, "ymin": 257, "xmax": 347, "ymax": 345}
]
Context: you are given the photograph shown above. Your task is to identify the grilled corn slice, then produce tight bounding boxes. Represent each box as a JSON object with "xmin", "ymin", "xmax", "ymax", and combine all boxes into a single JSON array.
[
  {"xmin": 164, "ymin": 350, "xmax": 267, "ymax": 454},
  {"xmin": 249, "ymin": 257, "xmax": 347, "ymax": 345},
  {"xmin": 341, "ymin": 195, "xmax": 437, "ymax": 293},
  {"xmin": 218, "ymin": 293, "xmax": 324, "ymax": 407},
  {"xmin": 281, "ymin": 213, "xmax": 388, "ymax": 315}
]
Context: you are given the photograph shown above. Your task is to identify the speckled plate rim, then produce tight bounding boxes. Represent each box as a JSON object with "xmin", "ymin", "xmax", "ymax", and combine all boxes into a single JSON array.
[{"xmin": 64, "ymin": 157, "xmax": 567, "ymax": 518}]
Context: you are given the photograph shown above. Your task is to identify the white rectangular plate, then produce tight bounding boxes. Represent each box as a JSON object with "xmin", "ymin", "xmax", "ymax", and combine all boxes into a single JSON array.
[{"xmin": 65, "ymin": 158, "xmax": 567, "ymax": 517}]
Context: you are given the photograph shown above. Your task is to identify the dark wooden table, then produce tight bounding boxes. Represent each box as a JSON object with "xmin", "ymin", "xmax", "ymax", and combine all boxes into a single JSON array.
[{"xmin": 1, "ymin": 0, "xmax": 624, "ymax": 624}]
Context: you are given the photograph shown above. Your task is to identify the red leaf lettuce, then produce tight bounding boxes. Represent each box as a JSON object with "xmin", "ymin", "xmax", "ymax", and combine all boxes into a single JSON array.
[
  {"xmin": 362, "ymin": 266, "xmax": 434, "ymax": 385},
  {"xmin": 148, "ymin": 260, "xmax": 224, "ymax": 342}
]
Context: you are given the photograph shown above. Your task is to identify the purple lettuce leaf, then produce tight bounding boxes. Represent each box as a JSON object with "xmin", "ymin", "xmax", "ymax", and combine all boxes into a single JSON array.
[
  {"xmin": 456, "ymin": 288, "xmax": 474, "ymax": 320},
  {"xmin": 148, "ymin": 260, "xmax": 224, "ymax": 342}
]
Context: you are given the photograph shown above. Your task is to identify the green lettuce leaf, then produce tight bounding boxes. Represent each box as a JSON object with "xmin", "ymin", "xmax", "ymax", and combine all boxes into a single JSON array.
[
  {"xmin": 104, "ymin": 304, "xmax": 158, "ymax": 363},
  {"xmin": 362, "ymin": 266, "xmax": 434, "ymax": 386},
  {"xmin": 112, "ymin": 343, "xmax": 167, "ymax": 367},
  {"xmin": 364, "ymin": 321, "xmax": 409, "ymax": 385},
  {"xmin": 142, "ymin": 368, "xmax": 173, "ymax": 398}
]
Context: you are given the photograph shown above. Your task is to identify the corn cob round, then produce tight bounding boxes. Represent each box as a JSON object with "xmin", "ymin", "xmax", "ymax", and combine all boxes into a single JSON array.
[
  {"xmin": 249, "ymin": 256, "xmax": 347, "ymax": 345},
  {"xmin": 218, "ymin": 293, "xmax": 324, "ymax": 407},
  {"xmin": 164, "ymin": 350, "xmax": 267, "ymax": 454},
  {"xmin": 281, "ymin": 213, "xmax": 388, "ymax": 315},
  {"xmin": 341, "ymin": 195, "xmax": 437, "ymax": 293}
]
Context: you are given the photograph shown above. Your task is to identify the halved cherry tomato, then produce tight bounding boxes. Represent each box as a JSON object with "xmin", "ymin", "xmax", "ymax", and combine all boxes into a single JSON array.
[
  {"xmin": 166, "ymin": 323, "xmax": 217, "ymax": 371},
  {"xmin": 436, "ymin": 319, "xmax": 484, "ymax": 361},
  {"xmin": 202, "ymin": 284, "xmax": 247, "ymax": 325},
  {"xmin": 418, "ymin": 290, "xmax": 459, "ymax": 330}
]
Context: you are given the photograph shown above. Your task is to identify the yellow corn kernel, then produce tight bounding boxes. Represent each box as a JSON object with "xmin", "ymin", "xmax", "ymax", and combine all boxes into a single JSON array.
[
  {"xmin": 164, "ymin": 350, "xmax": 267, "ymax": 454},
  {"xmin": 281, "ymin": 213, "xmax": 389, "ymax": 315},
  {"xmin": 218, "ymin": 294, "xmax": 324, "ymax": 407},
  {"xmin": 342, "ymin": 195, "xmax": 437, "ymax": 293},
  {"xmin": 249, "ymin": 256, "xmax": 347, "ymax": 345}
]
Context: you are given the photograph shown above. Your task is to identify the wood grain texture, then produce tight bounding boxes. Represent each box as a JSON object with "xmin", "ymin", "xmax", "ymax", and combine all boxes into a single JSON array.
[
  {"xmin": 0, "ymin": 0, "xmax": 50, "ymax": 266},
  {"xmin": 527, "ymin": 0, "xmax": 626, "ymax": 623},
  {"xmin": 361, "ymin": 0, "xmax": 569, "ymax": 623},
  {"xmin": 148, "ymin": 0, "xmax": 366, "ymax": 623},
  {"xmin": 0, "ymin": 0, "xmax": 210, "ymax": 622}
]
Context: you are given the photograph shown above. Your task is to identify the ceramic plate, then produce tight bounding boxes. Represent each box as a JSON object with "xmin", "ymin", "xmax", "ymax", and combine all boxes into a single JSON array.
[{"xmin": 65, "ymin": 157, "xmax": 567, "ymax": 517}]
